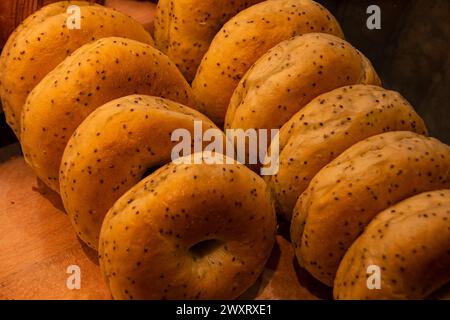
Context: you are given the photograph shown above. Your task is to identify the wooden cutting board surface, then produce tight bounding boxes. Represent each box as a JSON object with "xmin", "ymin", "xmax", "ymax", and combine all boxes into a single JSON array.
[{"xmin": 0, "ymin": 155, "xmax": 330, "ymax": 300}]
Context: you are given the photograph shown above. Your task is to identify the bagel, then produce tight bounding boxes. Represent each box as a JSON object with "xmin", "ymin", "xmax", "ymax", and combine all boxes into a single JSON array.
[
  {"xmin": 21, "ymin": 37, "xmax": 196, "ymax": 193},
  {"xmin": 191, "ymin": 0, "xmax": 344, "ymax": 124},
  {"xmin": 266, "ymin": 85, "xmax": 426, "ymax": 221},
  {"xmin": 60, "ymin": 95, "xmax": 221, "ymax": 250},
  {"xmin": 334, "ymin": 190, "xmax": 450, "ymax": 300},
  {"xmin": 0, "ymin": 1, "xmax": 97, "ymax": 86},
  {"xmin": 98, "ymin": 154, "xmax": 276, "ymax": 300},
  {"xmin": 154, "ymin": 0, "xmax": 263, "ymax": 82},
  {"xmin": 0, "ymin": 3, "xmax": 153, "ymax": 136},
  {"xmin": 225, "ymin": 34, "xmax": 381, "ymax": 133},
  {"xmin": 0, "ymin": 1, "xmax": 98, "ymax": 114},
  {"xmin": 291, "ymin": 131, "xmax": 450, "ymax": 286}
]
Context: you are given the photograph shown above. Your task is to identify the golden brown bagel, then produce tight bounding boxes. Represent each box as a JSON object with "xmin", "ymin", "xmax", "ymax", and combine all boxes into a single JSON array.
[
  {"xmin": 0, "ymin": 1, "xmax": 97, "ymax": 85},
  {"xmin": 225, "ymin": 33, "xmax": 381, "ymax": 132},
  {"xmin": 0, "ymin": 3, "xmax": 153, "ymax": 136},
  {"xmin": 0, "ymin": 1, "xmax": 98, "ymax": 113},
  {"xmin": 60, "ymin": 95, "xmax": 221, "ymax": 250},
  {"xmin": 21, "ymin": 37, "xmax": 196, "ymax": 193},
  {"xmin": 291, "ymin": 131, "xmax": 450, "ymax": 286},
  {"xmin": 154, "ymin": 0, "xmax": 263, "ymax": 82},
  {"xmin": 191, "ymin": 0, "xmax": 344, "ymax": 124},
  {"xmin": 99, "ymin": 154, "xmax": 276, "ymax": 300},
  {"xmin": 334, "ymin": 190, "xmax": 450, "ymax": 300},
  {"xmin": 266, "ymin": 85, "xmax": 426, "ymax": 221}
]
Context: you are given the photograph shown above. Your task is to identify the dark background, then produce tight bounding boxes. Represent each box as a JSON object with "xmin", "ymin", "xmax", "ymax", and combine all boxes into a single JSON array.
[
  {"xmin": 319, "ymin": 0, "xmax": 449, "ymax": 144},
  {"xmin": 1, "ymin": 0, "xmax": 449, "ymax": 148}
]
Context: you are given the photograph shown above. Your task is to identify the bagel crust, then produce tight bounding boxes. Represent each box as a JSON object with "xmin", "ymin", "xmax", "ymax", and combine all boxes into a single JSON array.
[
  {"xmin": 334, "ymin": 190, "xmax": 450, "ymax": 300},
  {"xmin": 291, "ymin": 131, "xmax": 450, "ymax": 286},
  {"xmin": 21, "ymin": 37, "xmax": 196, "ymax": 193},
  {"xmin": 0, "ymin": 1, "xmax": 97, "ymax": 86},
  {"xmin": 225, "ymin": 33, "xmax": 381, "ymax": 132},
  {"xmin": 0, "ymin": 3, "xmax": 153, "ymax": 136},
  {"xmin": 0, "ymin": 1, "xmax": 97, "ymax": 115},
  {"xmin": 191, "ymin": 0, "xmax": 344, "ymax": 124},
  {"xmin": 99, "ymin": 157, "xmax": 276, "ymax": 300},
  {"xmin": 266, "ymin": 85, "xmax": 426, "ymax": 221},
  {"xmin": 154, "ymin": 0, "xmax": 263, "ymax": 82},
  {"xmin": 60, "ymin": 95, "xmax": 221, "ymax": 250}
]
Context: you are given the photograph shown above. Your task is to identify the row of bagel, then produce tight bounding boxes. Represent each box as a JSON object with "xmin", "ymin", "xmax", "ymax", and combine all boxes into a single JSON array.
[{"xmin": 0, "ymin": 0, "xmax": 448, "ymax": 299}]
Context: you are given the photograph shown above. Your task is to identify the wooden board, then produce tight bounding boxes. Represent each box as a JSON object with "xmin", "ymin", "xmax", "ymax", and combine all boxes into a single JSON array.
[{"xmin": 0, "ymin": 155, "xmax": 330, "ymax": 300}]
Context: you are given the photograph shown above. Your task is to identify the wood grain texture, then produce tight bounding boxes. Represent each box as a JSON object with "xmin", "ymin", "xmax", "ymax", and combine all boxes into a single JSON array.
[
  {"xmin": 0, "ymin": 156, "xmax": 324, "ymax": 300},
  {"xmin": 0, "ymin": 156, "xmax": 110, "ymax": 299}
]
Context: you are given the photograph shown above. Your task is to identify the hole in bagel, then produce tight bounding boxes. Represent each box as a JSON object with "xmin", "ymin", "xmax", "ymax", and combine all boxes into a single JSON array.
[{"xmin": 189, "ymin": 239, "xmax": 224, "ymax": 259}]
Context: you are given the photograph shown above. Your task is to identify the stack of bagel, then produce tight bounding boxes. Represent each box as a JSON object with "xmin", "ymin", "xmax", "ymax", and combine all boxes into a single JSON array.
[{"xmin": 0, "ymin": 0, "xmax": 448, "ymax": 300}]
